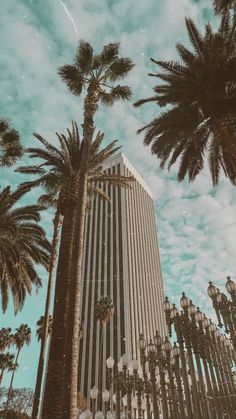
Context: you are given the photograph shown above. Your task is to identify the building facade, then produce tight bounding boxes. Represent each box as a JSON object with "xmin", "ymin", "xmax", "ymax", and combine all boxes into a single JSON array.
[{"xmin": 78, "ymin": 153, "xmax": 166, "ymax": 399}]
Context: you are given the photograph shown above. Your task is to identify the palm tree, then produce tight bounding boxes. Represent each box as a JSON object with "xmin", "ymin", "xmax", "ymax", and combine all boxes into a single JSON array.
[
  {"xmin": 95, "ymin": 296, "xmax": 114, "ymax": 409},
  {"xmin": 0, "ymin": 186, "xmax": 51, "ymax": 313},
  {"xmin": 4, "ymin": 325, "xmax": 31, "ymax": 419},
  {"xmin": 134, "ymin": 14, "xmax": 236, "ymax": 186},
  {"xmin": 0, "ymin": 329, "xmax": 14, "ymax": 353},
  {"xmin": 0, "ymin": 353, "xmax": 15, "ymax": 386},
  {"xmin": 16, "ymin": 126, "xmax": 133, "ymax": 418},
  {"xmin": 213, "ymin": 0, "xmax": 236, "ymax": 14},
  {"xmin": 0, "ymin": 119, "xmax": 23, "ymax": 167},
  {"xmin": 36, "ymin": 316, "xmax": 53, "ymax": 342}
]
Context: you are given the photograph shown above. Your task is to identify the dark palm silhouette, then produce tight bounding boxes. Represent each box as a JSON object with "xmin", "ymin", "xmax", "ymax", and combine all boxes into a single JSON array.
[
  {"xmin": 17, "ymin": 124, "xmax": 133, "ymax": 418},
  {"xmin": 0, "ymin": 187, "xmax": 50, "ymax": 313},
  {"xmin": 4, "ymin": 325, "xmax": 31, "ymax": 419},
  {"xmin": 0, "ymin": 120, "xmax": 23, "ymax": 167},
  {"xmin": 0, "ymin": 328, "xmax": 14, "ymax": 352},
  {"xmin": 36, "ymin": 316, "xmax": 53, "ymax": 342},
  {"xmin": 213, "ymin": 0, "xmax": 236, "ymax": 14},
  {"xmin": 0, "ymin": 352, "xmax": 15, "ymax": 385},
  {"xmin": 135, "ymin": 15, "xmax": 236, "ymax": 186}
]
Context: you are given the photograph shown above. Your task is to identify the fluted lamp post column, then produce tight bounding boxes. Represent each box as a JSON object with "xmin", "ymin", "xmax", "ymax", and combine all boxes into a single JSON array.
[
  {"xmin": 147, "ymin": 338, "xmax": 160, "ymax": 419},
  {"xmin": 171, "ymin": 342, "xmax": 185, "ymax": 418},
  {"xmin": 102, "ymin": 390, "xmax": 110, "ymax": 419},
  {"xmin": 163, "ymin": 297, "xmax": 193, "ymax": 418},
  {"xmin": 180, "ymin": 293, "xmax": 202, "ymax": 419},
  {"xmin": 226, "ymin": 276, "xmax": 236, "ymax": 350},
  {"xmin": 106, "ymin": 356, "xmax": 114, "ymax": 414},
  {"xmin": 162, "ymin": 337, "xmax": 178, "ymax": 419}
]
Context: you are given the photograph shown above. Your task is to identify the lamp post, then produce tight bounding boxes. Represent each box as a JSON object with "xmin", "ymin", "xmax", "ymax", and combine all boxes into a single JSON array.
[
  {"xmin": 162, "ymin": 337, "xmax": 178, "ymax": 419},
  {"xmin": 106, "ymin": 356, "xmax": 114, "ymax": 414},
  {"xmin": 179, "ymin": 293, "xmax": 202, "ymax": 419},
  {"xmin": 90, "ymin": 386, "xmax": 99, "ymax": 419},
  {"xmin": 102, "ymin": 390, "xmax": 110, "ymax": 419},
  {"xmin": 171, "ymin": 342, "xmax": 185, "ymax": 418},
  {"xmin": 163, "ymin": 297, "xmax": 193, "ymax": 418},
  {"xmin": 207, "ymin": 278, "xmax": 236, "ymax": 351}
]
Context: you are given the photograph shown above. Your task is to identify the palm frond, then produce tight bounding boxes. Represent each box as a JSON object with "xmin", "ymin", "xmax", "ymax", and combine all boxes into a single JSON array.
[
  {"xmin": 105, "ymin": 58, "xmax": 135, "ymax": 81},
  {"xmin": 75, "ymin": 41, "xmax": 93, "ymax": 74},
  {"xmin": 185, "ymin": 18, "xmax": 205, "ymax": 58},
  {"xmin": 99, "ymin": 43, "xmax": 120, "ymax": 65},
  {"xmin": 58, "ymin": 65, "xmax": 84, "ymax": 96}
]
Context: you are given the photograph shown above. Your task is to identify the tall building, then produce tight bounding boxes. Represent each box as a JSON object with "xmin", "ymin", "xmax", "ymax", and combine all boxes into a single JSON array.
[{"xmin": 78, "ymin": 153, "xmax": 166, "ymax": 399}]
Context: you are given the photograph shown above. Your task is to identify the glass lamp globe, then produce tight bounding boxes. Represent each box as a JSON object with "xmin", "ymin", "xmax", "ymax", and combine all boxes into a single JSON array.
[
  {"xmin": 162, "ymin": 337, "xmax": 172, "ymax": 352},
  {"xmin": 188, "ymin": 301, "xmax": 197, "ymax": 316},
  {"xmin": 163, "ymin": 296, "xmax": 172, "ymax": 312},
  {"xmin": 148, "ymin": 340, "xmax": 156, "ymax": 354},
  {"xmin": 215, "ymin": 329, "xmax": 221, "ymax": 338},
  {"xmin": 95, "ymin": 412, "xmax": 104, "ymax": 419},
  {"xmin": 102, "ymin": 389, "xmax": 110, "ymax": 403},
  {"xmin": 195, "ymin": 309, "xmax": 204, "ymax": 322},
  {"xmin": 141, "ymin": 399, "xmax": 147, "ymax": 411},
  {"xmin": 106, "ymin": 356, "xmax": 114, "ymax": 369},
  {"xmin": 83, "ymin": 409, "xmax": 92, "ymax": 419},
  {"xmin": 154, "ymin": 330, "xmax": 162, "ymax": 347},
  {"xmin": 170, "ymin": 304, "xmax": 179, "ymax": 318},
  {"xmin": 139, "ymin": 333, "xmax": 146, "ymax": 350},
  {"xmin": 226, "ymin": 276, "xmax": 236, "ymax": 295},
  {"xmin": 90, "ymin": 386, "xmax": 98, "ymax": 400},
  {"xmin": 207, "ymin": 281, "xmax": 218, "ymax": 298},
  {"xmin": 180, "ymin": 292, "xmax": 190, "ymax": 309},
  {"xmin": 122, "ymin": 394, "xmax": 128, "ymax": 407},
  {"xmin": 131, "ymin": 396, "xmax": 138, "ymax": 409},
  {"xmin": 203, "ymin": 317, "xmax": 210, "ymax": 328},
  {"xmin": 172, "ymin": 342, "xmax": 180, "ymax": 357}
]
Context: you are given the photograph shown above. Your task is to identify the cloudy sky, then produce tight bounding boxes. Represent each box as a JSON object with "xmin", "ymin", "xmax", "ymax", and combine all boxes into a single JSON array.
[{"xmin": 1, "ymin": 0, "xmax": 235, "ymax": 390}]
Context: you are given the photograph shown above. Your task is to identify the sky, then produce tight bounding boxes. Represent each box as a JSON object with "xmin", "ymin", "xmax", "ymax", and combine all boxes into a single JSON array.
[{"xmin": 1, "ymin": 0, "xmax": 236, "ymax": 390}]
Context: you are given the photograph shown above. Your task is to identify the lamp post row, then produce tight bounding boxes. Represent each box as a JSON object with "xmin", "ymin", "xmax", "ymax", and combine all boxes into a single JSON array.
[{"xmin": 80, "ymin": 279, "xmax": 236, "ymax": 419}]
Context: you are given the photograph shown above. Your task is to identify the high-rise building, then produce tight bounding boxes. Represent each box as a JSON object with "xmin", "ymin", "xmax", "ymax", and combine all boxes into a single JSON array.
[{"xmin": 78, "ymin": 153, "xmax": 166, "ymax": 399}]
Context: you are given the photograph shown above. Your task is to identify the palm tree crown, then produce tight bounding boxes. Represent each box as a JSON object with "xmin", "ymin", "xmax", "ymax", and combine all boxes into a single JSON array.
[
  {"xmin": 58, "ymin": 41, "xmax": 134, "ymax": 105},
  {"xmin": 135, "ymin": 14, "xmax": 236, "ymax": 185},
  {"xmin": 36, "ymin": 315, "xmax": 53, "ymax": 342},
  {"xmin": 0, "ymin": 119, "xmax": 23, "ymax": 166},
  {"xmin": 213, "ymin": 0, "xmax": 236, "ymax": 14},
  {"xmin": 16, "ymin": 122, "xmax": 133, "ymax": 212},
  {"xmin": 0, "ymin": 187, "xmax": 51, "ymax": 313},
  {"xmin": 95, "ymin": 296, "xmax": 114, "ymax": 325}
]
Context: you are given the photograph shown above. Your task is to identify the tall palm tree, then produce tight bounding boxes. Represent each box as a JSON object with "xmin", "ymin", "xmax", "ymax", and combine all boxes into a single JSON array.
[
  {"xmin": 0, "ymin": 329, "xmax": 14, "ymax": 353},
  {"xmin": 0, "ymin": 119, "xmax": 23, "ymax": 167},
  {"xmin": 213, "ymin": 0, "xmax": 236, "ymax": 14},
  {"xmin": 134, "ymin": 14, "xmax": 236, "ymax": 186},
  {"xmin": 0, "ymin": 353, "xmax": 15, "ymax": 386},
  {"xmin": 4, "ymin": 325, "xmax": 31, "ymax": 419},
  {"xmin": 0, "ymin": 187, "xmax": 51, "ymax": 313},
  {"xmin": 17, "ymin": 126, "xmax": 134, "ymax": 418},
  {"xmin": 95, "ymin": 296, "xmax": 114, "ymax": 409},
  {"xmin": 55, "ymin": 41, "xmax": 134, "ymax": 419},
  {"xmin": 36, "ymin": 315, "xmax": 53, "ymax": 342}
]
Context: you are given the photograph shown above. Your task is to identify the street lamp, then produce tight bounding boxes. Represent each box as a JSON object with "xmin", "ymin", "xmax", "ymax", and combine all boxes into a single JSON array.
[
  {"xmin": 90, "ymin": 387, "xmax": 98, "ymax": 419},
  {"xmin": 102, "ymin": 390, "xmax": 110, "ymax": 419}
]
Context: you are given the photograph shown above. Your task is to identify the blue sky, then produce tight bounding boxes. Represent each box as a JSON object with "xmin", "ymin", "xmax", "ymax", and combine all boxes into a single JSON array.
[{"xmin": 1, "ymin": 0, "xmax": 235, "ymax": 390}]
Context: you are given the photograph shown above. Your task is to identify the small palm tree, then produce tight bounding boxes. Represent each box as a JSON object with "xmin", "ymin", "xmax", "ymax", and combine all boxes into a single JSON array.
[
  {"xmin": 0, "ymin": 187, "xmax": 51, "ymax": 313},
  {"xmin": 95, "ymin": 296, "xmax": 114, "ymax": 409},
  {"xmin": 213, "ymin": 0, "xmax": 236, "ymax": 14},
  {"xmin": 17, "ymin": 124, "xmax": 133, "ymax": 419},
  {"xmin": 36, "ymin": 316, "xmax": 53, "ymax": 342},
  {"xmin": 4, "ymin": 325, "xmax": 31, "ymax": 419},
  {"xmin": 0, "ymin": 120, "xmax": 23, "ymax": 167},
  {"xmin": 0, "ymin": 353, "xmax": 15, "ymax": 385},
  {"xmin": 0, "ymin": 329, "xmax": 14, "ymax": 352},
  {"xmin": 135, "ymin": 14, "xmax": 236, "ymax": 186}
]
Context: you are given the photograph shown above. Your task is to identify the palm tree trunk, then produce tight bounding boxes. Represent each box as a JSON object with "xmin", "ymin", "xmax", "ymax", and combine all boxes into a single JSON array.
[
  {"xmin": 63, "ymin": 172, "xmax": 88, "ymax": 419},
  {"xmin": 4, "ymin": 348, "xmax": 20, "ymax": 419},
  {"xmin": 32, "ymin": 210, "xmax": 62, "ymax": 419},
  {"xmin": 0, "ymin": 369, "xmax": 4, "ymax": 386},
  {"xmin": 41, "ymin": 204, "xmax": 79, "ymax": 419}
]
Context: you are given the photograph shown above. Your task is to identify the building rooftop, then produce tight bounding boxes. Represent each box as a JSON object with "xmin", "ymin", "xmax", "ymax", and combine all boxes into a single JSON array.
[{"xmin": 102, "ymin": 152, "xmax": 153, "ymax": 198}]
